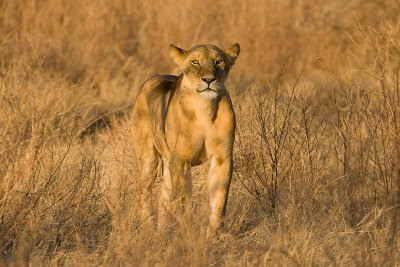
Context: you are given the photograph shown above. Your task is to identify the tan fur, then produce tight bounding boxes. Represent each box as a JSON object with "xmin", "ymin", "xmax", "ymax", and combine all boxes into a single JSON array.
[{"xmin": 131, "ymin": 43, "xmax": 240, "ymax": 235}]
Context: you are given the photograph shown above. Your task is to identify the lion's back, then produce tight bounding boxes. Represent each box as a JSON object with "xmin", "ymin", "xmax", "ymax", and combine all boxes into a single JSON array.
[
  {"xmin": 141, "ymin": 75, "xmax": 178, "ymax": 97},
  {"xmin": 131, "ymin": 75, "xmax": 178, "ymax": 156}
]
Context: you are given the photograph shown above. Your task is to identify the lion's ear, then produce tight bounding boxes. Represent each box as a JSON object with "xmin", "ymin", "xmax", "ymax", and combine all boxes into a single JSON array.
[
  {"xmin": 169, "ymin": 44, "xmax": 187, "ymax": 67},
  {"xmin": 224, "ymin": 43, "xmax": 240, "ymax": 64}
]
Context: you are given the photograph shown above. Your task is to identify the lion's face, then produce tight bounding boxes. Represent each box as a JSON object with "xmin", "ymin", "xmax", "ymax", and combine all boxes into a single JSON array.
[{"xmin": 170, "ymin": 44, "xmax": 240, "ymax": 98}]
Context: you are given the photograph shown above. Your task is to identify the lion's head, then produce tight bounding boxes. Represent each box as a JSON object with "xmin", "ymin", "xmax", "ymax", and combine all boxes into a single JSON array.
[{"xmin": 169, "ymin": 43, "xmax": 240, "ymax": 98}]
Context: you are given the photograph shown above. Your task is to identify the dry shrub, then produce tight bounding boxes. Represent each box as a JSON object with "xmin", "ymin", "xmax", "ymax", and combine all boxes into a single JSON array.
[{"xmin": 235, "ymin": 77, "xmax": 328, "ymax": 212}]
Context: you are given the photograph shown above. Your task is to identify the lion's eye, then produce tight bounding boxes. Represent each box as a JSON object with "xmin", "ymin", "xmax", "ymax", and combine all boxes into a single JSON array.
[
  {"xmin": 191, "ymin": 60, "xmax": 200, "ymax": 65},
  {"xmin": 216, "ymin": 60, "xmax": 224, "ymax": 65}
]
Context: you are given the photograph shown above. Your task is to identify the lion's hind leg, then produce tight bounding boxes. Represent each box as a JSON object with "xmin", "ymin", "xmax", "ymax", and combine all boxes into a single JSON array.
[
  {"xmin": 132, "ymin": 114, "xmax": 160, "ymax": 226},
  {"xmin": 136, "ymin": 145, "xmax": 160, "ymax": 226}
]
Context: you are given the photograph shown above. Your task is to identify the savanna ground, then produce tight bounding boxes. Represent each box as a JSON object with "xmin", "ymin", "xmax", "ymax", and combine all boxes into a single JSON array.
[{"xmin": 0, "ymin": 0, "xmax": 399, "ymax": 265}]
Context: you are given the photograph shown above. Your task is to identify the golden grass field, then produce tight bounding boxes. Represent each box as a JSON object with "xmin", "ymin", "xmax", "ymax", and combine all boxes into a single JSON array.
[{"xmin": 0, "ymin": 0, "xmax": 399, "ymax": 265}]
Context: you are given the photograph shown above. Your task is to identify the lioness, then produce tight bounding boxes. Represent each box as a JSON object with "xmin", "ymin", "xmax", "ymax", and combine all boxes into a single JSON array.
[{"xmin": 131, "ymin": 43, "xmax": 240, "ymax": 234}]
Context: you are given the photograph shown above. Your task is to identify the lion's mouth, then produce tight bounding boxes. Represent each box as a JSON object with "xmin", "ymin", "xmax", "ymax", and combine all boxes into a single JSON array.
[{"xmin": 197, "ymin": 87, "xmax": 218, "ymax": 93}]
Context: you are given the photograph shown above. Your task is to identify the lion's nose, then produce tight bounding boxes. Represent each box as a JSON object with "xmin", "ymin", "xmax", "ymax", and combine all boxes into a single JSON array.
[{"xmin": 201, "ymin": 78, "xmax": 216, "ymax": 85}]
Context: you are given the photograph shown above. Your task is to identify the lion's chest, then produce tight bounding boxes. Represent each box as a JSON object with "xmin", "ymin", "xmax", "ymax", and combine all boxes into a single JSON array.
[{"xmin": 165, "ymin": 113, "xmax": 210, "ymax": 165}]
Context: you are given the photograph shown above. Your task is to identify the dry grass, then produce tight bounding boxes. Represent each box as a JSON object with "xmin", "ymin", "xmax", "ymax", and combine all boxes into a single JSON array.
[{"xmin": 0, "ymin": 0, "xmax": 400, "ymax": 265}]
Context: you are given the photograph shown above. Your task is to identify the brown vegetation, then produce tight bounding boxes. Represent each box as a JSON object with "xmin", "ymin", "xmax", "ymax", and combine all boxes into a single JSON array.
[{"xmin": 0, "ymin": 0, "xmax": 399, "ymax": 265}]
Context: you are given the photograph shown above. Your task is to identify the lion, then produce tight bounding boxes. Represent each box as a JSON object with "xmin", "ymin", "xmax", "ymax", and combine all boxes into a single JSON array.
[{"xmin": 131, "ymin": 43, "xmax": 240, "ymax": 235}]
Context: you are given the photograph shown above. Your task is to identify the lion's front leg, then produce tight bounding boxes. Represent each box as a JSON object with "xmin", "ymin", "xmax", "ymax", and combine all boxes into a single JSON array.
[
  {"xmin": 207, "ymin": 156, "xmax": 233, "ymax": 236},
  {"xmin": 158, "ymin": 157, "xmax": 192, "ymax": 230}
]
